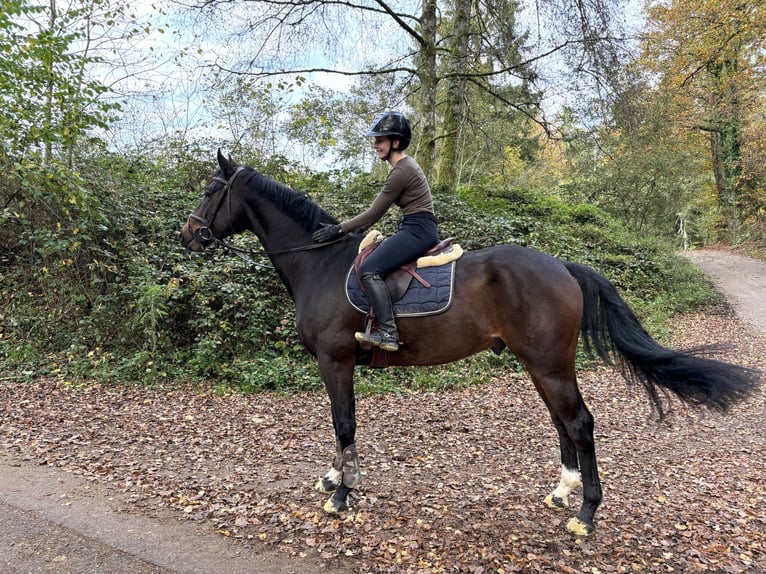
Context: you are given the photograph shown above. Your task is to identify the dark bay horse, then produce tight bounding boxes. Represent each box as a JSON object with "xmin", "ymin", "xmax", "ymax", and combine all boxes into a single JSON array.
[{"xmin": 179, "ymin": 150, "xmax": 758, "ymax": 536}]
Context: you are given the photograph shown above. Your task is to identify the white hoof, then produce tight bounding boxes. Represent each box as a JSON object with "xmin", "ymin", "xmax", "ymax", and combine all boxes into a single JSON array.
[
  {"xmin": 544, "ymin": 493, "xmax": 568, "ymax": 510},
  {"xmin": 323, "ymin": 495, "xmax": 349, "ymax": 514},
  {"xmin": 566, "ymin": 516, "xmax": 595, "ymax": 536}
]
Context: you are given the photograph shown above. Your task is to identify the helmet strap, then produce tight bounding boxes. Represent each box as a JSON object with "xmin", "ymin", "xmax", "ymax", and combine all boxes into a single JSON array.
[{"xmin": 383, "ymin": 137, "xmax": 400, "ymax": 162}]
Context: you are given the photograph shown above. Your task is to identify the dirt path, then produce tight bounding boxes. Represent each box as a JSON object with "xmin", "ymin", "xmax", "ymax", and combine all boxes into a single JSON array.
[
  {"xmin": 680, "ymin": 248, "xmax": 766, "ymax": 333},
  {"xmin": 0, "ymin": 455, "xmax": 344, "ymax": 573},
  {"xmin": 1, "ymin": 249, "xmax": 764, "ymax": 573}
]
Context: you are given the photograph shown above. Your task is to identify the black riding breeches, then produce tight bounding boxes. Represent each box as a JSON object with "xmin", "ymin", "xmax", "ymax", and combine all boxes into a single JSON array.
[{"xmin": 359, "ymin": 212, "xmax": 439, "ymax": 277}]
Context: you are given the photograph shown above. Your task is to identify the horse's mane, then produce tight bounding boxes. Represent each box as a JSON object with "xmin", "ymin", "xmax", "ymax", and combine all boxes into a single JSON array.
[{"xmin": 241, "ymin": 170, "xmax": 339, "ymax": 231}]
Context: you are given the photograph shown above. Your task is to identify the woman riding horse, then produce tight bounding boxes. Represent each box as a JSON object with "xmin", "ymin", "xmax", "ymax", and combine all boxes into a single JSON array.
[
  {"xmin": 312, "ymin": 111, "xmax": 438, "ymax": 352},
  {"xmin": 180, "ymin": 149, "xmax": 758, "ymax": 536}
]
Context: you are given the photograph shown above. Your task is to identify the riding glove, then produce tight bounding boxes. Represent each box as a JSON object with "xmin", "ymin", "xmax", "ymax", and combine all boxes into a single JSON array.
[{"xmin": 312, "ymin": 223, "xmax": 342, "ymax": 243}]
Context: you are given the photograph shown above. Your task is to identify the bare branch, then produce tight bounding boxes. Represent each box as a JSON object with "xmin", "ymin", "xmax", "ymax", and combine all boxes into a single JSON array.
[
  {"xmin": 369, "ymin": 0, "xmax": 425, "ymax": 45},
  {"xmin": 465, "ymin": 76, "xmax": 554, "ymax": 139},
  {"xmin": 214, "ymin": 62, "xmax": 418, "ymax": 77},
  {"xmin": 246, "ymin": 0, "xmax": 418, "ymax": 23}
]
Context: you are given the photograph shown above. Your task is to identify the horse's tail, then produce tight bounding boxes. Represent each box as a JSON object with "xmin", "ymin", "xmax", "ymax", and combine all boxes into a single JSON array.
[{"xmin": 564, "ymin": 261, "xmax": 759, "ymax": 417}]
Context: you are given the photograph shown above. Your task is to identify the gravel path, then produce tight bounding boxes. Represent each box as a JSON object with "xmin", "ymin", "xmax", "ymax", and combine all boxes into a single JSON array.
[{"xmin": 681, "ymin": 249, "xmax": 766, "ymax": 333}]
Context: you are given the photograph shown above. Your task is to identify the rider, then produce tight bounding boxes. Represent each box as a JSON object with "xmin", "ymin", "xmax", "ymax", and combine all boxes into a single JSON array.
[{"xmin": 312, "ymin": 111, "xmax": 438, "ymax": 352}]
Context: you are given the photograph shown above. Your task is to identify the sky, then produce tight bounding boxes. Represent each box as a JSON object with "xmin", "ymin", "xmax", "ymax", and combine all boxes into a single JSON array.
[
  {"xmin": 87, "ymin": 0, "xmax": 647, "ymax": 162},
  {"xmin": 97, "ymin": 0, "xmax": 360, "ymax": 155}
]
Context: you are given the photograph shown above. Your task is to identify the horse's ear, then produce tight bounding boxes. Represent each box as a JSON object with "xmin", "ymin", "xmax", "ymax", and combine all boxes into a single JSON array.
[{"xmin": 217, "ymin": 148, "xmax": 236, "ymax": 177}]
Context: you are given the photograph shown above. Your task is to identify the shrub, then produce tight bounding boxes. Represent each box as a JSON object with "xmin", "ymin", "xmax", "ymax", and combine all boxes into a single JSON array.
[{"xmin": 0, "ymin": 153, "xmax": 719, "ymax": 393}]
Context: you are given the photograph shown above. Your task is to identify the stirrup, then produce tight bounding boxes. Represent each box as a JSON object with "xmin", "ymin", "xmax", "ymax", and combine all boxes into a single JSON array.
[
  {"xmin": 356, "ymin": 317, "xmax": 374, "ymax": 350},
  {"xmin": 355, "ymin": 330, "xmax": 399, "ymax": 352}
]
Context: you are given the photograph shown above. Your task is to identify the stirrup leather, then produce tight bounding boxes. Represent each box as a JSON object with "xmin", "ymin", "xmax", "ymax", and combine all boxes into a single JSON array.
[{"xmin": 356, "ymin": 317, "xmax": 374, "ymax": 350}]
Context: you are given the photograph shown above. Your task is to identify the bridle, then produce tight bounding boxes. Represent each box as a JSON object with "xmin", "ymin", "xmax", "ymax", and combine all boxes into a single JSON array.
[
  {"xmin": 187, "ymin": 166, "xmax": 349, "ymax": 263},
  {"xmin": 188, "ymin": 167, "xmax": 245, "ymax": 247}
]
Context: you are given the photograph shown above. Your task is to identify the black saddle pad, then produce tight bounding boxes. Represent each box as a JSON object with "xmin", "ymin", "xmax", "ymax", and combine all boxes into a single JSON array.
[{"xmin": 345, "ymin": 261, "xmax": 456, "ymax": 317}]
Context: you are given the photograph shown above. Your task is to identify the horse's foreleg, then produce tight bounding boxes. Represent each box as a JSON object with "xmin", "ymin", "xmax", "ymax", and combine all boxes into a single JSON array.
[
  {"xmin": 316, "ymin": 356, "xmax": 359, "ymax": 513},
  {"xmin": 315, "ymin": 438, "xmax": 344, "ymax": 493}
]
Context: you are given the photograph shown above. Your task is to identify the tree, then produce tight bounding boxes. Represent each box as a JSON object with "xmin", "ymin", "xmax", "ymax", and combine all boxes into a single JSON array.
[
  {"xmin": 0, "ymin": 0, "xmax": 122, "ymax": 273},
  {"xmin": 0, "ymin": 0, "xmax": 121, "ymax": 164},
  {"xmin": 642, "ymin": 0, "xmax": 766, "ymax": 239},
  {"xmin": 575, "ymin": 82, "xmax": 711, "ymax": 237},
  {"xmin": 433, "ymin": 0, "xmax": 539, "ymax": 190},
  {"xmin": 0, "ymin": 0, "xmax": 161, "ymax": 319},
  {"xmin": 179, "ymin": 0, "xmax": 631, "ymax": 191}
]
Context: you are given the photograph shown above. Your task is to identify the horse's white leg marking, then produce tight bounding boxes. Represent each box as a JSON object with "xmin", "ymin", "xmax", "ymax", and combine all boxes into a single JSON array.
[
  {"xmin": 315, "ymin": 440, "xmax": 344, "ymax": 493},
  {"xmin": 315, "ymin": 466, "xmax": 343, "ymax": 493},
  {"xmin": 544, "ymin": 465, "xmax": 582, "ymax": 509}
]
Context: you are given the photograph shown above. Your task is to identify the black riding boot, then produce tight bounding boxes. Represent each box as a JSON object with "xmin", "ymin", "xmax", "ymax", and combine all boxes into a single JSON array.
[{"xmin": 355, "ymin": 272, "xmax": 399, "ymax": 352}]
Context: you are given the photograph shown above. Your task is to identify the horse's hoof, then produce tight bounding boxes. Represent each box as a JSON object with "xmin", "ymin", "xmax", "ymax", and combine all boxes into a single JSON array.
[
  {"xmin": 566, "ymin": 516, "xmax": 595, "ymax": 536},
  {"xmin": 315, "ymin": 477, "xmax": 338, "ymax": 493},
  {"xmin": 544, "ymin": 493, "xmax": 568, "ymax": 510},
  {"xmin": 323, "ymin": 495, "xmax": 349, "ymax": 514}
]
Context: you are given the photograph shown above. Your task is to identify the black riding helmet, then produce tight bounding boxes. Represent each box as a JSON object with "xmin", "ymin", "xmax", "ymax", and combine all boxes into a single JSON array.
[{"xmin": 365, "ymin": 111, "xmax": 412, "ymax": 153}]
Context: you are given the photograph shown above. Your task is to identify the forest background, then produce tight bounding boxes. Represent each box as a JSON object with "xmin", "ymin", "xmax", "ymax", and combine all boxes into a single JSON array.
[{"xmin": 0, "ymin": 0, "xmax": 764, "ymax": 392}]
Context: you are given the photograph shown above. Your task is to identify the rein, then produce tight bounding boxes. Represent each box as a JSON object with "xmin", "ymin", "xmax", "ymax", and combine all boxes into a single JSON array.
[{"xmin": 215, "ymin": 234, "xmax": 350, "ymax": 257}]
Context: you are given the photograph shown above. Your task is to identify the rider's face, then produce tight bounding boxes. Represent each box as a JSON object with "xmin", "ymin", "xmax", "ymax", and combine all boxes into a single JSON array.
[{"xmin": 372, "ymin": 136, "xmax": 395, "ymax": 159}]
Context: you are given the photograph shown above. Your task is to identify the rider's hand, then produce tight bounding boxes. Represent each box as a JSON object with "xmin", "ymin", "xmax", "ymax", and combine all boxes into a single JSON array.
[{"xmin": 312, "ymin": 223, "xmax": 343, "ymax": 243}]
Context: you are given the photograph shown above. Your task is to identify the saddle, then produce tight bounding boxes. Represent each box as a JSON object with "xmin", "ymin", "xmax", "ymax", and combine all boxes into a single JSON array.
[{"xmin": 354, "ymin": 230, "xmax": 463, "ymax": 302}]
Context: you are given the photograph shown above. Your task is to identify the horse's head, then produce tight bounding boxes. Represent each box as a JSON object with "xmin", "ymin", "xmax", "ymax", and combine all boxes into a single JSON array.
[{"xmin": 180, "ymin": 149, "xmax": 244, "ymax": 252}]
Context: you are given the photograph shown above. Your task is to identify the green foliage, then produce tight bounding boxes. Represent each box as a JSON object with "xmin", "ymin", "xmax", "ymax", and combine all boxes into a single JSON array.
[
  {"xmin": 0, "ymin": 1, "xmax": 119, "ymax": 160},
  {"xmin": 0, "ymin": 1, "xmax": 128, "ymax": 384},
  {"xmin": 552, "ymin": 85, "xmax": 714, "ymax": 244},
  {"xmin": 0, "ymin": 148, "xmax": 720, "ymax": 394}
]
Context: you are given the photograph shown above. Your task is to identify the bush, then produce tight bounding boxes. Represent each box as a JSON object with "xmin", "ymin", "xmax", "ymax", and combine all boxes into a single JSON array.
[{"xmin": 0, "ymin": 152, "xmax": 719, "ymax": 393}]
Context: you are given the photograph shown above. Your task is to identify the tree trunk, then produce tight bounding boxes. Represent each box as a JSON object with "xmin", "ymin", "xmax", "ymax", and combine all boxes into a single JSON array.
[
  {"xmin": 44, "ymin": 0, "xmax": 57, "ymax": 166},
  {"xmin": 413, "ymin": 0, "xmax": 438, "ymax": 179},
  {"xmin": 706, "ymin": 56, "xmax": 743, "ymax": 237},
  {"xmin": 435, "ymin": 0, "xmax": 471, "ymax": 193}
]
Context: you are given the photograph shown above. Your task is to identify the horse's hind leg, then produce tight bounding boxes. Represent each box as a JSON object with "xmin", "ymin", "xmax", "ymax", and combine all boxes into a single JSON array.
[
  {"xmin": 528, "ymin": 368, "xmax": 602, "ymax": 535},
  {"xmin": 543, "ymin": 417, "xmax": 582, "ymax": 510}
]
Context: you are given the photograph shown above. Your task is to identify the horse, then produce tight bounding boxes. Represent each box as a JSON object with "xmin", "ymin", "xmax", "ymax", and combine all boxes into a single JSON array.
[{"xmin": 179, "ymin": 150, "xmax": 758, "ymax": 536}]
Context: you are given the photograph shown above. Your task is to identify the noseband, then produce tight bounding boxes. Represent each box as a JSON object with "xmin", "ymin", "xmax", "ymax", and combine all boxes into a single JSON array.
[{"xmin": 188, "ymin": 167, "xmax": 245, "ymax": 246}]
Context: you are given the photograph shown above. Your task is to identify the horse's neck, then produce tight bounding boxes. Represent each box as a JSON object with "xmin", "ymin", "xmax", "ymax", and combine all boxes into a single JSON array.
[
  {"xmin": 246, "ymin": 203, "xmax": 308, "ymax": 252},
  {"xmin": 241, "ymin": 179, "xmax": 315, "ymax": 249},
  {"xmin": 271, "ymin": 240, "xmax": 356, "ymax": 304},
  {"xmin": 241, "ymin": 196, "xmax": 346, "ymax": 299}
]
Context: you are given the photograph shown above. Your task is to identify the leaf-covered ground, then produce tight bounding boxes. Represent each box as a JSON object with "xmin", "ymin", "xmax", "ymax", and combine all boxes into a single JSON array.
[{"xmin": 1, "ymin": 309, "xmax": 764, "ymax": 573}]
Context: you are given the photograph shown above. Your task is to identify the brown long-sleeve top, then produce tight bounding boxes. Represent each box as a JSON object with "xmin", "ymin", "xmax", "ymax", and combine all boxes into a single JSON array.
[{"xmin": 340, "ymin": 156, "xmax": 434, "ymax": 234}]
